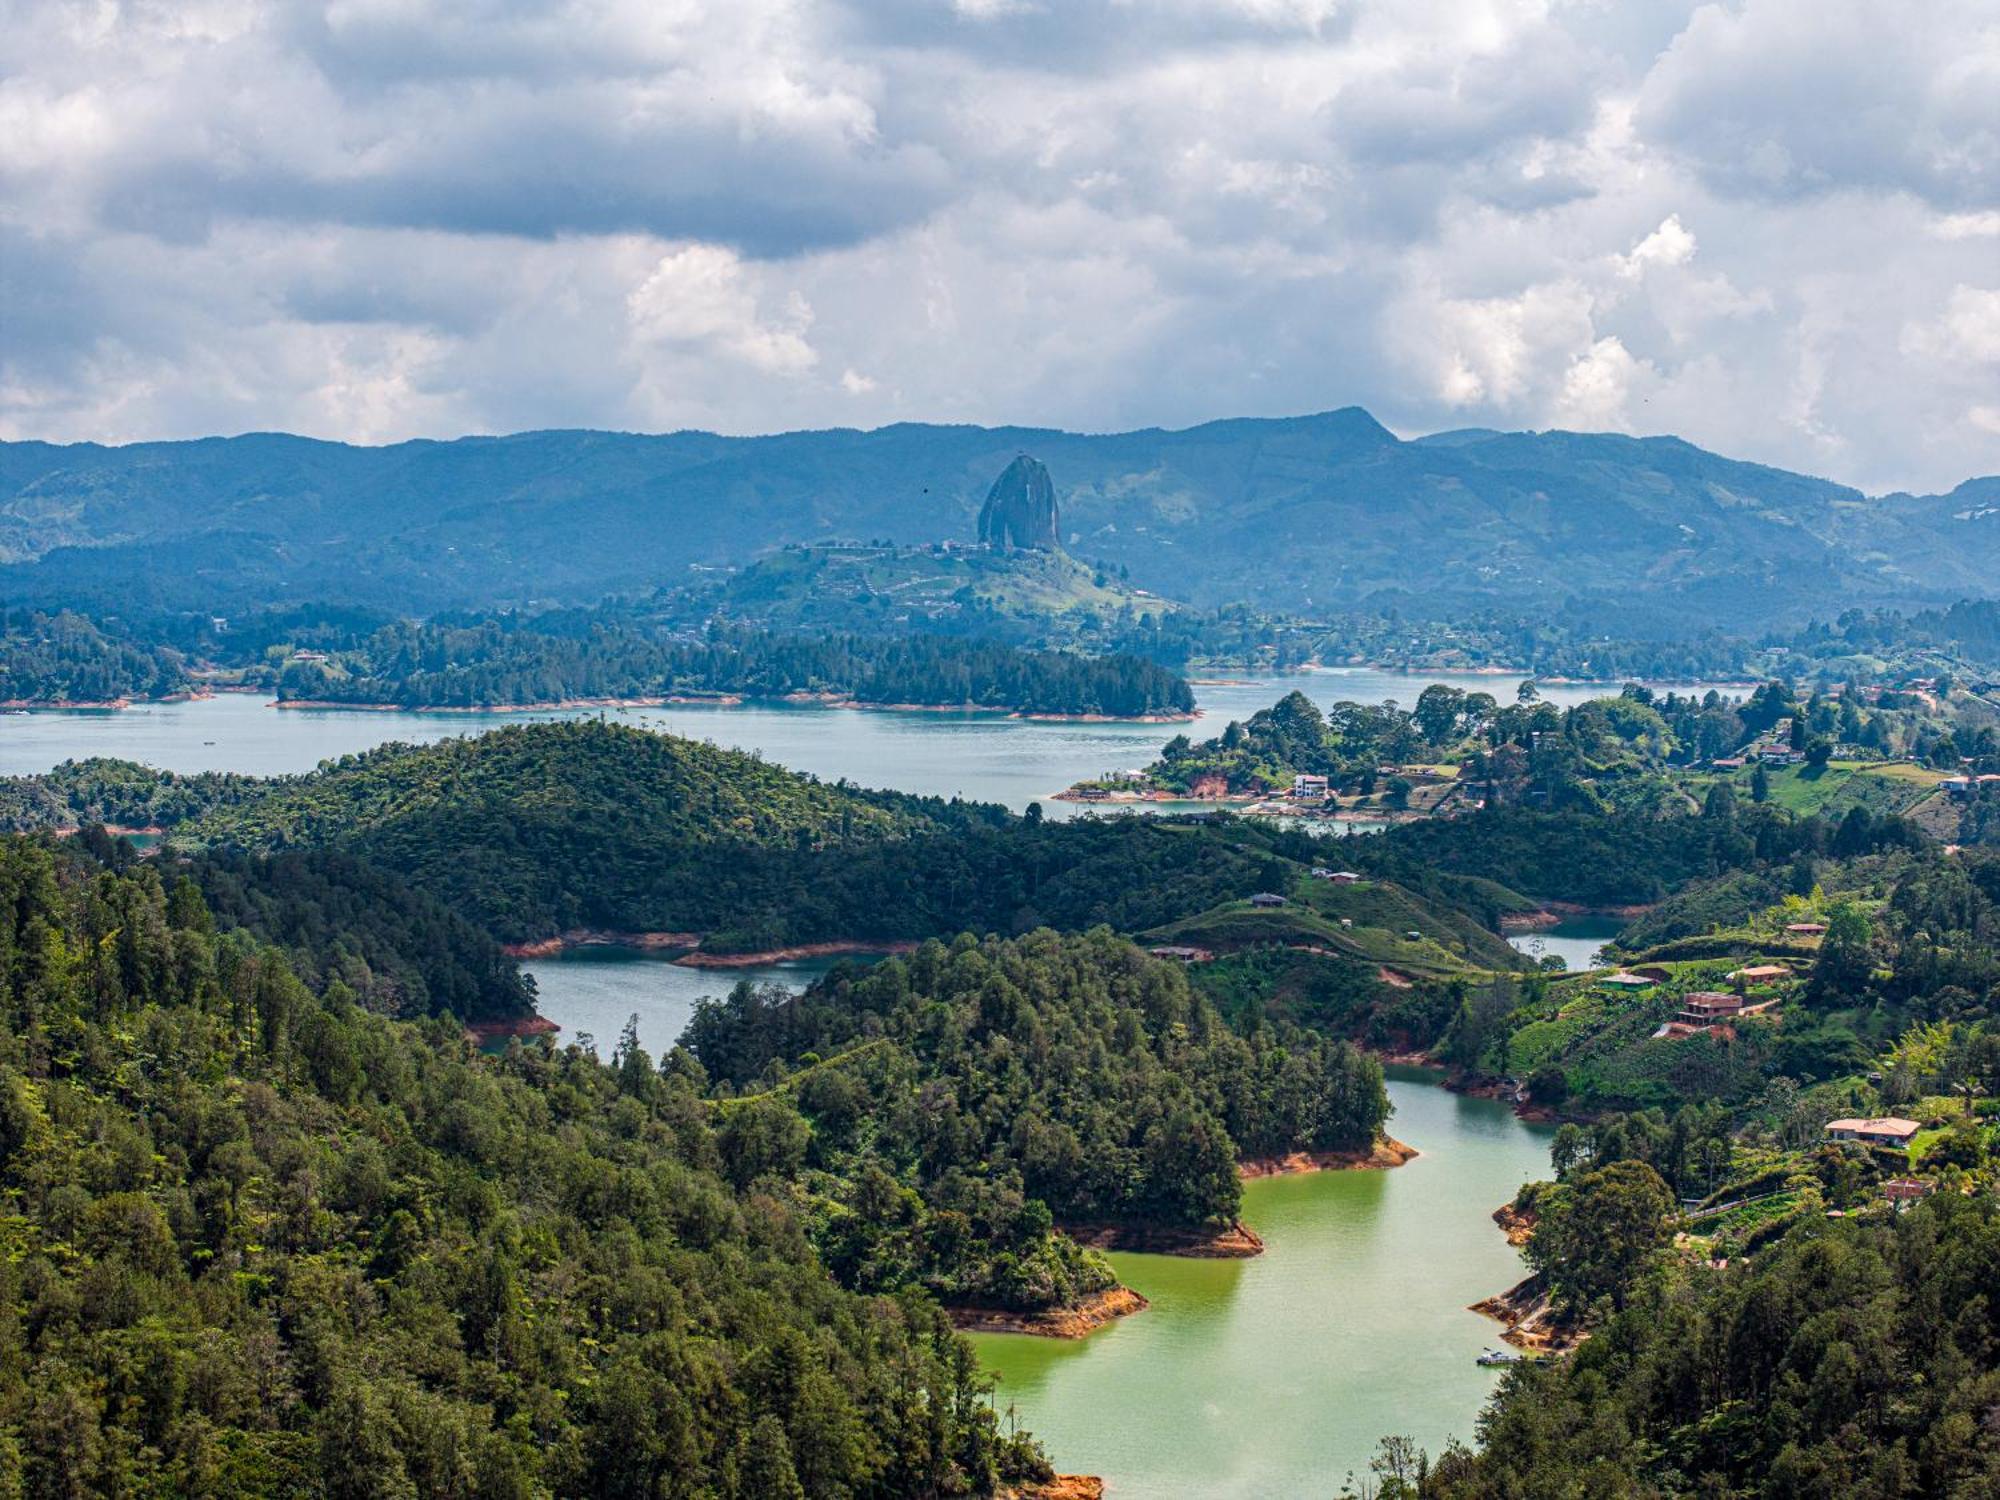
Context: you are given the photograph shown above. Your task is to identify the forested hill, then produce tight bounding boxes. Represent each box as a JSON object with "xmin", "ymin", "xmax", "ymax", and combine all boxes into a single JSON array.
[
  {"xmin": 0, "ymin": 834, "xmax": 1054, "ymax": 1496},
  {"xmin": 0, "ymin": 604, "xmax": 1194, "ymax": 717},
  {"xmin": 1425, "ymin": 1196, "xmax": 2000, "ymax": 1496},
  {"xmin": 185, "ymin": 719, "xmax": 943, "ymax": 848},
  {"xmin": 270, "ymin": 620, "xmax": 1194, "ymax": 718},
  {"xmin": 3, "ymin": 413, "xmax": 1996, "ymax": 627},
  {"xmin": 0, "ymin": 607, "xmax": 186, "ymax": 704}
]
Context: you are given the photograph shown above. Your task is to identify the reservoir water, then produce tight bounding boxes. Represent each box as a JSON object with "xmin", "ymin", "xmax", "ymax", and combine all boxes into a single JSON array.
[
  {"xmin": 13, "ymin": 665, "xmax": 1581, "ymax": 1493},
  {"xmin": 524, "ymin": 946, "xmax": 1559, "ymax": 1499},
  {"xmin": 521, "ymin": 944, "xmax": 1558, "ymax": 1496},
  {"xmin": 973, "ymin": 1071, "xmax": 1552, "ymax": 1497},
  {"xmin": 519, "ymin": 945, "xmax": 850, "ymax": 1058},
  {"xmin": 1505, "ymin": 914, "xmax": 1626, "ymax": 972},
  {"xmin": 0, "ymin": 668, "xmax": 1741, "ymax": 814}
]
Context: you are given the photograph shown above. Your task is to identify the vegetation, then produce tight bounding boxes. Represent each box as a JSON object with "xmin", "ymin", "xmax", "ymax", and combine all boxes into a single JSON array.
[
  {"xmin": 1427, "ymin": 1198, "xmax": 2000, "ymax": 1496},
  {"xmin": 6, "ymin": 413, "xmax": 1998, "ymax": 629},
  {"xmin": 267, "ymin": 616, "xmax": 1193, "ymax": 718},
  {"xmin": 0, "ymin": 608, "xmax": 187, "ymax": 703},
  {"xmin": 686, "ymin": 930, "xmax": 1390, "ymax": 1244},
  {"xmin": 0, "ymin": 834, "xmax": 1051, "ymax": 1497}
]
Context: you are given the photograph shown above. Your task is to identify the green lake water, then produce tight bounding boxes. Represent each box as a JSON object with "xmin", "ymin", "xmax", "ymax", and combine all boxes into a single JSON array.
[{"xmin": 973, "ymin": 1071, "xmax": 1552, "ymax": 1497}]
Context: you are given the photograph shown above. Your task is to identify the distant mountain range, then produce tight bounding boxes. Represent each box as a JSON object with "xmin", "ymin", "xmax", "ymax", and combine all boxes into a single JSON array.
[{"xmin": 2, "ymin": 410, "xmax": 1995, "ymax": 632}]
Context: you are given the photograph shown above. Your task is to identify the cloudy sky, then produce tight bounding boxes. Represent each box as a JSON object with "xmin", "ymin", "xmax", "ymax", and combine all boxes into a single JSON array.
[{"xmin": 2, "ymin": 0, "xmax": 1996, "ymax": 492}]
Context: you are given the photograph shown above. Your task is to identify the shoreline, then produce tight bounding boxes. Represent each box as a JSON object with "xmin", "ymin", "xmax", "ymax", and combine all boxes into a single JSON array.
[
  {"xmin": 502, "ymin": 930, "xmax": 917, "ymax": 967},
  {"xmin": 276, "ymin": 694, "xmax": 740, "ymax": 713},
  {"xmin": 1063, "ymin": 1218, "xmax": 1266, "ymax": 1258},
  {"xmin": 271, "ymin": 692, "xmax": 1191, "ymax": 722},
  {"xmin": 52, "ymin": 822, "xmax": 167, "ymax": 839},
  {"xmin": 1, "ymin": 688, "xmax": 216, "ymax": 710},
  {"xmin": 1237, "ymin": 1135, "xmax": 1419, "ymax": 1178},
  {"xmin": 676, "ymin": 939, "xmax": 918, "ymax": 968},
  {"xmin": 463, "ymin": 1015, "xmax": 560, "ymax": 1043},
  {"xmin": 950, "ymin": 1286, "xmax": 1148, "ymax": 1338},
  {"xmin": 501, "ymin": 929, "xmax": 702, "ymax": 958},
  {"xmin": 1492, "ymin": 1199, "xmax": 1537, "ymax": 1247},
  {"xmin": 1470, "ymin": 1272, "xmax": 1579, "ymax": 1353},
  {"xmin": 1001, "ymin": 1479, "xmax": 1104, "ymax": 1500}
]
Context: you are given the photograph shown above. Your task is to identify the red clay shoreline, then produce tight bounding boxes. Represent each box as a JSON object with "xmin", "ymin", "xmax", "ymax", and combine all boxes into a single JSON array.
[
  {"xmin": 677, "ymin": 939, "xmax": 921, "ymax": 968},
  {"xmin": 271, "ymin": 693, "xmax": 1191, "ymax": 722},
  {"xmin": 499, "ymin": 931, "xmax": 916, "ymax": 966},
  {"xmin": 1237, "ymin": 1135, "xmax": 1419, "ymax": 1177},
  {"xmin": 949, "ymin": 1286, "xmax": 1149, "ymax": 1338}
]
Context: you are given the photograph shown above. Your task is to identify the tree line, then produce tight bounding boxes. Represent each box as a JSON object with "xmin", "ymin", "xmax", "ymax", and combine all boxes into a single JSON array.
[{"xmin": 0, "ymin": 834, "xmax": 1055, "ymax": 1497}]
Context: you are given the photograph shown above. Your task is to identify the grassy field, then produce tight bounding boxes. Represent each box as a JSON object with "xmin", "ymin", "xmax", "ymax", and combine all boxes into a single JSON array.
[
  {"xmin": 1139, "ymin": 899, "xmax": 1490, "ymax": 977},
  {"xmin": 1718, "ymin": 759, "xmax": 1948, "ymax": 818}
]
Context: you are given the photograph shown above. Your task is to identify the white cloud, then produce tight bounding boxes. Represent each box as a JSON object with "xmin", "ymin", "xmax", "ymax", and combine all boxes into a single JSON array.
[
  {"xmin": 1933, "ymin": 211, "xmax": 2000, "ymax": 240},
  {"xmin": 1618, "ymin": 214, "xmax": 1696, "ymax": 279},
  {"xmin": 628, "ymin": 243, "xmax": 819, "ymax": 376},
  {"xmin": 0, "ymin": 0, "xmax": 1995, "ymax": 492},
  {"xmin": 1554, "ymin": 336, "xmax": 1647, "ymax": 430},
  {"xmin": 1903, "ymin": 287, "xmax": 2000, "ymax": 365}
]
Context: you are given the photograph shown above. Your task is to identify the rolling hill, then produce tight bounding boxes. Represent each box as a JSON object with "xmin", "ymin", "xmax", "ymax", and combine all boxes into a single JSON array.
[{"xmin": 2, "ymin": 408, "xmax": 1995, "ymax": 630}]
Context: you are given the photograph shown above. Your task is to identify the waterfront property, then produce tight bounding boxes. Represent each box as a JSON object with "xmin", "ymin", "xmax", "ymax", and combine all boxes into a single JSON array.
[{"xmin": 1825, "ymin": 1116, "xmax": 1921, "ymax": 1148}]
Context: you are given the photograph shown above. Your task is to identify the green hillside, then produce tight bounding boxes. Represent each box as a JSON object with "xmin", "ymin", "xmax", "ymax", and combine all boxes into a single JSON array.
[
  {"xmin": 0, "ymin": 834, "xmax": 1051, "ymax": 1495},
  {"xmin": 5, "ymin": 412, "xmax": 1996, "ymax": 628},
  {"xmin": 715, "ymin": 544, "xmax": 1167, "ymax": 637}
]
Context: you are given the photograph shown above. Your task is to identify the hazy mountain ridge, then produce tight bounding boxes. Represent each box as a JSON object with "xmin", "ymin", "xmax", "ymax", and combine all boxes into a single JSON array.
[{"xmin": 2, "ymin": 410, "xmax": 1993, "ymax": 629}]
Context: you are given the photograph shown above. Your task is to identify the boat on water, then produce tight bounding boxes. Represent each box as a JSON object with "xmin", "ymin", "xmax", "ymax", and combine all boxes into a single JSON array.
[{"xmin": 1476, "ymin": 1348, "xmax": 1522, "ymax": 1367}]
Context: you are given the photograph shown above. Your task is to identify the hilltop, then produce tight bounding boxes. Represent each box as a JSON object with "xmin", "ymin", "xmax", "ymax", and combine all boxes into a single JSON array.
[{"xmin": 4, "ymin": 411, "xmax": 1996, "ymax": 629}]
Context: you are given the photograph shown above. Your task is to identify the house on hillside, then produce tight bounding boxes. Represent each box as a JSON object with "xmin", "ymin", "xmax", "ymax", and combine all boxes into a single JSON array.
[
  {"xmin": 1883, "ymin": 1178, "xmax": 1936, "ymax": 1211},
  {"xmin": 1825, "ymin": 1117, "xmax": 1920, "ymax": 1148},
  {"xmin": 1785, "ymin": 921, "xmax": 1828, "ymax": 937},
  {"xmin": 1675, "ymin": 992, "xmax": 1744, "ymax": 1029},
  {"xmin": 1291, "ymin": 774, "xmax": 1330, "ymax": 799},
  {"xmin": 1311, "ymin": 868, "xmax": 1361, "ymax": 884},
  {"xmin": 1728, "ymin": 964, "xmax": 1792, "ymax": 988},
  {"xmin": 1249, "ymin": 892, "xmax": 1288, "ymax": 908},
  {"xmin": 1148, "ymin": 945, "xmax": 1212, "ymax": 963},
  {"xmin": 1601, "ymin": 971, "xmax": 1659, "ymax": 990}
]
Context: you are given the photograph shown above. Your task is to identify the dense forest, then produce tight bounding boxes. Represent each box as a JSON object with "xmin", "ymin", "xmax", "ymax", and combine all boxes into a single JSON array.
[
  {"xmin": 0, "ymin": 757, "xmax": 269, "ymax": 834},
  {"xmin": 0, "ymin": 601, "xmax": 1192, "ymax": 716},
  {"xmin": 0, "ymin": 608, "xmax": 188, "ymax": 703},
  {"xmin": 0, "ymin": 834, "xmax": 1055, "ymax": 1497},
  {"xmin": 686, "ymin": 930, "xmax": 1388, "ymax": 1244},
  {"xmin": 269, "ymin": 618, "xmax": 1193, "ymax": 718},
  {"xmin": 190, "ymin": 848, "xmax": 537, "ymax": 1023},
  {"xmin": 1424, "ymin": 1195, "xmax": 2000, "ymax": 1496},
  {"xmin": 1, "ymin": 720, "xmax": 1909, "ymax": 962}
]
